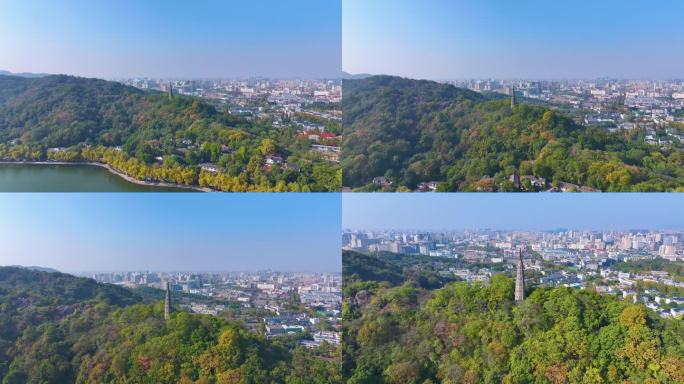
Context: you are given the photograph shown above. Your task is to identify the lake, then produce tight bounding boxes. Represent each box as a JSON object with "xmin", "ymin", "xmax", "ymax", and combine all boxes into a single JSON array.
[{"xmin": 0, "ymin": 163, "xmax": 194, "ymax": 192}]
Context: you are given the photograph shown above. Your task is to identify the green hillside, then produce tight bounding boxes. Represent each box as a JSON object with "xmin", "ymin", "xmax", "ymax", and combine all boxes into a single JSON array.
[
  {"xmin": 342, "ymin": 75, "xmax": 684, "ymax": 192},
  {"xmin": 342, "ymin": 252, "xmax": 684, "ymax": 383},
  {"xmin": 0, "ymin": 75, "xmax": 340, "ymax": 191},
  {"xmin": 343, "ymin": 250, "xmax": 460, "ymax": 293},
  {"xmin": 0, "ymin": 267, "xmax": 340, "ymax": 384},
  {"xmin": 343, "ymin": 251, "xmax": 404, "ymax": 287}
]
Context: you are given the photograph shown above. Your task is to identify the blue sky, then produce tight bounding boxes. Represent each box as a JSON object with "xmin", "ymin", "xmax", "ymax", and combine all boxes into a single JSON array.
[
  {"xmin": 0, "ymin": 0, "xmax": 341, "ymax": 78},
  {"xmin": 343, "ymin": 0, "xmax": 684, "ymax": 79},
  {"xmin": 0, "ymin": 193, "xmax": 341, "ymax": 273},
  {"xmin": 343, "ymin": 193, "xmax": 684, "ymax": 231}
]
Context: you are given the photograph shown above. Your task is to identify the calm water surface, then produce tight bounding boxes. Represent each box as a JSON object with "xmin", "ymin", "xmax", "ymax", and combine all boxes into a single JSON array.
[{"xmin": 0, "ymin": 164, "xmax": 192, "ymax": 192}]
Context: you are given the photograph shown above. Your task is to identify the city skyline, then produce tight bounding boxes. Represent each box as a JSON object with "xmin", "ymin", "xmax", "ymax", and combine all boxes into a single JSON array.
[
  {"xmin": 0, "ymin": 0, "xmax": 341, "ymax": 79},
  {"xmin": 343, "ymin": 0, "xmax": 684, "ymax": 80},
  {"xmin": 0, "ymin": 193, "xmax": 341, "ymax": 273},
  {"xmin": 343, "ymin": 193, "xmax": 684, "ymax": 231}
]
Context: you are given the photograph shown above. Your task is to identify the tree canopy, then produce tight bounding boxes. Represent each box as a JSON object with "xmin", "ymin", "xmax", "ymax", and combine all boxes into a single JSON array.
[
  {"xmin": 0, "ymin": 74, "xmax": 340, "ymax": 191},
  {"xmin": 342, "ymin": 251, "xmax": 684, "ymax": 383},
  {"xmin": 0, "ymin": 267, "xmax": 340, "ymax": 384},
  {"xmin": 342, "ymin": 75, "xmax": 684, "ymax": 192}
]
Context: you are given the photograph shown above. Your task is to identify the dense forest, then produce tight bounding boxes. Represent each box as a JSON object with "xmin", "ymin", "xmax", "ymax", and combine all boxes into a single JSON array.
[
  {"xmin": 342, "ymin": 251, "xmax": 684, "ymax": 383},
  {"xmin": 0, "ymin": 75, "xmax": 340, "ymax": 191},
  {"xmin": 0, "ymin": 267, "xmax": 340, "ymax": 384},
  {"xmin": 342, "ymin": 251, "xmax": 462, "ymax": 291},
  {"xmin": 342, "ymin": 76, "xmax": 684, "ymax": 192}
]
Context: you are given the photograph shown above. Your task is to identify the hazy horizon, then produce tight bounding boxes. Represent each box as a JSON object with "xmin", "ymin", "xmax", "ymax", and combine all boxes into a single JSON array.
[
  {"xmin": 1, "ymin": 265, "xmax": 342, "ymax": 275},
  {"xmin": 0, "ymin": 194, "xmax": 342, "ymax": 273},
  {"xmin": 342, "ymin": 71, "xmax": 684, "ymax": 82},
  {"xmin": 343, "ymin": 0, "xmax": 684, "ymax": 80},
  {"xmin": 343, "ymin": 228, "xmax": 683, "ymax": 232},
  {"xmin": 343, "ymin": 194, "xmax": 684, "ymax": 231},
  {"xmin": 0, "ymin": 68, "xmax": 344, "ymax": 81},
  {"xmin": 0, "ymin": 0, "xmax": 341, "ymax": 79}
]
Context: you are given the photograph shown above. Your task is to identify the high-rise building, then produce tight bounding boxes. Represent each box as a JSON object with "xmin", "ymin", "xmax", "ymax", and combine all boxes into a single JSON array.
[
  {"xmin": 515, "ymin": 249, "xmax": 525, "ymax": 302},
  {"xmin": 168, "ymin": 82, "xmax": 174, "ymax": 100},
  {"xmin": 164, "ymin": 280, "xmax": 172, "ymax": 320}
]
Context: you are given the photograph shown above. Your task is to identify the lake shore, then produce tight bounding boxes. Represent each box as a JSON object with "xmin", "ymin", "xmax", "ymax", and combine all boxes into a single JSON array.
[{"xmin": 0, "ymin": 161, "xmax": 213, "ymax": 192}]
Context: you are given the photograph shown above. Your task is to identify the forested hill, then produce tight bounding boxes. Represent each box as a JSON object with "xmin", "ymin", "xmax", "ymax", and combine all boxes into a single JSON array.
[
  {"xmin": 0, "ymin": 267, "xmax": 340, "ymax": 383},
  {"xmin": 0, "ymin": 266, "xmax": 142, "ymax": 307},
  {"xmin": 0, "ymin": 74, "xmax": 242, "ymax": 148},
  {"xmin": 342, "ymin": 75, "xmax": 684, "ymax": 192},
  {"xmin": 0, "ymin": 74, "xmax": 341, "ymax": 191},
  {"xmin": 342, "ymin": 250, "xmax": 459, "ymax": 292},
  {"xmin": 342, "ymin": 253, "xmax": 684, "ymax": 383},
  {"xmin": 343, "ymin": 251, "xmax": 403, "ymax": 286},
  {"xmin": 0, "ymin": 74, "xmax": 142, "ymax": 145}
]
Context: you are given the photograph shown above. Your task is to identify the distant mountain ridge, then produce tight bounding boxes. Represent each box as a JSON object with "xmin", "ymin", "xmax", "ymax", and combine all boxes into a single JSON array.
[
  {"xmin": 341, "ymin": 71, "xmax": 373, "ymax": 80},
  {"xmin": 6, "ymin": 265, "xmax": 60, "ymax": 273},
  {"xmin": 0, "ymin": 70, "xmax": 49, "ymax": 78}
]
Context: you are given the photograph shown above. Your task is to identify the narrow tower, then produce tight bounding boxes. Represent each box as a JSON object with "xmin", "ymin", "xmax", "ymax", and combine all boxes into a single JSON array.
[
  {"xmin": 168, "ymin": 82, "xmax": 174, "ymax": 100},
  {"xmin": 515, "ymin": 249, "xmax": 525, "ymax": 302},
  {"xmin": 510, "ymin": 86, "xmax": 516, "ymax": 110},
  {"xmin": 164, "ymin": 280, "xmax": 172, "ymax": 320}
]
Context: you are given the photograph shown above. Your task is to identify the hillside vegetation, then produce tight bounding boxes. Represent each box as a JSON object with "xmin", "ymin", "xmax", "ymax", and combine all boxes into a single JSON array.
[
  {"xmin": 342, "ymin": 251, "xmax": 684, "ymax": 383},
  {"xmin": 0, "ymin": 75, "xmax": 340, "ymax": 191},
  {"xmin": 0, "ymin": 267, "xmax": 340, "ymax": 384},
  {"xmin": 342, "ymin": 75, "xmax": 684, "ymax": 192}
]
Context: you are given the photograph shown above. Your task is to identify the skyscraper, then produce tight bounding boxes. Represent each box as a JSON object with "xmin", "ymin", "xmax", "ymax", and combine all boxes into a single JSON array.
[
  {"xmin": 168, "ymin": 82, "xmax": 174, "ymax": 100},
  {"xmin": 515, "ymin": 249, "xmax": 525, "ymax": 302},
  {"xmin": 164, "ymin": 280, "xmax": 172, "ymax": 320}
]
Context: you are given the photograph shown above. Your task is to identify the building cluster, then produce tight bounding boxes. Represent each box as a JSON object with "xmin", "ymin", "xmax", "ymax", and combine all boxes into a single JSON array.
[
  {"xmin": 119, "ymin": 78, "xmax": 341, "ymax": 104},
  {"xmin": 116, "ymin": 77, "xmax": 342, "ymax": 167},
  {"xmin": 88, "ymin": 270, "xmax": 342, "ymax": 345},
  {"xmin": 344, "ymin": 229, "xmax": 684, "ymax": 319},
  {"xmin": 452, "ymin": 78, "xmax": 684, "ymax": 146}
]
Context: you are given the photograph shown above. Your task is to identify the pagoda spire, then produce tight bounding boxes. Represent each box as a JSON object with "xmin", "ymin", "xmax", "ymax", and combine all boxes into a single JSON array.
[
  {"xmin": 515, "ymin": 249, "xmax": 525, "ymax": 302},
  {"xmin": 511, "ymin": 86, "xmax": 516, "ymax": 110},
  {"xmin": 164, "ymin": 280, "xmax": 172, "ymax": 320}
]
